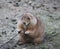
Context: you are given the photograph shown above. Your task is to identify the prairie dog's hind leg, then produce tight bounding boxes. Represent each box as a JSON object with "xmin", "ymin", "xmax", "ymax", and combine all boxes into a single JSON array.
[
  {"xmin": 33, "ymin": 37, "xmax": 43, "ymax": 45},
  {"xmin": 18, "ymin": 35, "xmax": 26, "ymax": 45}
]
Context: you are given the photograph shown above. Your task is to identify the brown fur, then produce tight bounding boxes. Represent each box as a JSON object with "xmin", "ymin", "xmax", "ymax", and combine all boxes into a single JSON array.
[{"xmin": 17, "ymin": 13, "xmax": 45, "ymax": 45}]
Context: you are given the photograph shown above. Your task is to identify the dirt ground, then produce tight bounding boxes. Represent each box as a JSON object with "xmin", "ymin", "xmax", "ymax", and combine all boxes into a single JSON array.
[{"xmin": 0, "ymin": 0, "xmax": 60, "ymax": 49}]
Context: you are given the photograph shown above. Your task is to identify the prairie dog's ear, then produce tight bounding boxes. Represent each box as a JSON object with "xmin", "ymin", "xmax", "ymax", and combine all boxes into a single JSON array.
[{"xmin": 26, "ymin": 13, "xmax": 37, "ymax": 25}]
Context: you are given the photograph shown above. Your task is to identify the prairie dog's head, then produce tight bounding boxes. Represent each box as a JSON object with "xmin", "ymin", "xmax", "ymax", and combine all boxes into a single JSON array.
[
  {"xmin": 17, "ymin": 13, "xmax": 37, "ymax": 32},
  {"xmin": 20, "ymin": 13, "xmax": 37, "ymax": 26}
]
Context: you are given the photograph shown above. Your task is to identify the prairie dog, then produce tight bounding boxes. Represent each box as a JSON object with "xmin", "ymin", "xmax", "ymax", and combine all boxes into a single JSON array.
[{"xmin": 17, "ymin": 13, "xmax": 45, "ymax": 45}]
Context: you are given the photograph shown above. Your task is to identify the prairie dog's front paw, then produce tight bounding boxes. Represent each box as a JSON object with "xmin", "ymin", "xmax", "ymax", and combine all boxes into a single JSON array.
[{"xmin": 25, "ymin": 31, "xmax": 30, "ymax": 34}]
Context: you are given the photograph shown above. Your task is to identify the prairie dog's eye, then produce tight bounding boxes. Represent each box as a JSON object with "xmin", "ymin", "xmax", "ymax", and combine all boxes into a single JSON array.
[{"xmin": 27, "ymin": 17, "xmax": 30, "ymax": 20}]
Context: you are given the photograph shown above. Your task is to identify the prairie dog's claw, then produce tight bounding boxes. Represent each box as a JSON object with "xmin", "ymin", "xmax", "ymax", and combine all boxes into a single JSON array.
[
  {"xmin": 25, "ymin": 31, "xmax": 30, "ymax": 34},
  {"xmin": 18, "ymin": 31, "xmax": 21, "ymax": 34}
]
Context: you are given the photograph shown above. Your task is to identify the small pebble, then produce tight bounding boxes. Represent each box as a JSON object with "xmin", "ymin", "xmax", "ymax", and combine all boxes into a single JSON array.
[
  {"xmin": 0, "ymin": 35, "xmax": 2, "ymax": 37},
  {"xmin": 2, "ymin": 31, "xmax": 6, "ymax": 35},
  {"xmin": 11, "ymin": 19, "xmax": 16, "ymax": 22},
  {"xmin": 12, "ymin": 22, "xmax": 17, "ymax": 24},
  {"xmin": 5, "ymin": 48, "xmax": 10, "ymax": 49},
  {"xmin": 11, "ymin": 30, "xmax": 14, "ymax": 32},
  {"xmin": 53, "ymin": 7, "xmax": 57, "ymax": 10},
  {"xmin": 22, "ymin": 48, "xmax": 26, "ymax": 49},
  {"xmin": 6, "ymin": 17, "xmax": 8, "ymax": 19},
  {"xmin": 28, "ymin": 1, "xmax": 32, "ymax": 5},
  {"xmin": 13, "ymin": 27, "xmax": 16, "ymax": 29},
  {"xmin": 13, "ymin": 3, "xmax": 19, "ymax": 7},
  {"xmin": 49, "ymin": 15, "xmax": 53, "ymax": 17},
  {"xmin": 0, "ymin": 6, "xmax": 2, "ymax": 9},
  {"xmin": 8, "ymin": 1, "xmax": 12, "ymax": 3},
  {"xmin": 32, "ymin": 6, "xmax": 35, "ymax": 9},
  {"xmin": 18, "ymin": 0, "xmax": 21, "ymax": 2}
]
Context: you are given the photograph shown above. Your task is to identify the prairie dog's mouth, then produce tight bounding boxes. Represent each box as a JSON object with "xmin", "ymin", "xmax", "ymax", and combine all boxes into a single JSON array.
[
  {"xmin": 22, "ymin": 22, "xmax": 30, "ymax": 34},
  {"xmin": 23, "ymin": 22, "xmax": 30, "ymax": 27}
]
